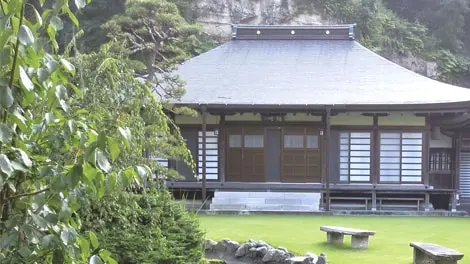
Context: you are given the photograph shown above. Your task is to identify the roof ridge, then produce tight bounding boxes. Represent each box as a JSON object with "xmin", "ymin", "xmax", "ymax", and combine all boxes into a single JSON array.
[{"xmin": 232, "ymin": 24, "xmax": 355, "ymax": 40}]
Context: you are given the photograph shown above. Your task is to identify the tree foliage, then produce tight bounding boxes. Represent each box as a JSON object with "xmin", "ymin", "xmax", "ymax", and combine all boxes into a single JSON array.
[
  {"xmin": 0, "ymin": 0, "xmax": 115, "ymax": 262},
  {"xmin": 70, "ymin": 47, "xmax": 193, "ymax": 181},
  {"xmin": 102, "ymin": 0, "xmax": 214, "ymax": 102},
  {"xmin": 0, "ymin": 0, "xmax": 202, "ymax": 262}
]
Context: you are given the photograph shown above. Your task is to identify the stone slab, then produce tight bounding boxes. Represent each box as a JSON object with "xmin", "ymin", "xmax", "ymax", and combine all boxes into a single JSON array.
[
  {"xmin": 320, "ymin": 226, "xmax": 376, "ymax": 236},
  {"xmin": 410, "ymin": 242, "xmax": 464, "ymax": 261}
]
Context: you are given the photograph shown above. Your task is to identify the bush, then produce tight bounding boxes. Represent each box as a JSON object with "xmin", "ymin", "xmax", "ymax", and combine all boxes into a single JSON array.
[{"xmin": 79, "ymin": 189, "xmax": 205, "ymax": 264}]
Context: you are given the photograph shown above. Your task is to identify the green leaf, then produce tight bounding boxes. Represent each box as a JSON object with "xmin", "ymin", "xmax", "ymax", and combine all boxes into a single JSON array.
[
  {"xmin": 37, "ymin": 68, "xmax": 49, "ymax": 82},
  {"xmin": 107, "ymin": 137, "xmax": 120, "ymax": 161},
  {"xmin": 46, "ymin": 60, "xmax": 58, "ymax": 73},
  {"xmin": 18, "ymin": 25, "xmax": 34, "ymax": 45},
  {"xmin": 17, "ymin": 149, "xmax": 32, "ymax": 167},
  {"xmin": 67, "ymin": 120, "xmax": 76, "ymax": 134},
  {"xmin": 0, "ymin": 47, "xmax": 11, "ymax": 66},
  {"xmin": 31, "ymin": 213, "xmax": 48, "ymax": 228},
  {"xmin": 89, "ymin": 255, "xmax": 104, "ymax": 264},
  {"xmin": 70, "ymin": 164, "xmax": 83, "ymax": 187},
  {"xmin": 118, "ymin": 127, "xmax": 131, "ymax": 148},
  {"xmin": 55, "ymin": 85, "xmax": 68, "ymax": 100},
  {"xmin": 0, "ymin": 154, "xmax": 13, "ymax": 177},
  {"xmin": 99, "ymin": 250, "xmax": 117, "ymax": 264},
  {"xmin": 97, "ymin": 132, "xmax": 107, "ymax": 150},
  {"xmin": 95, "ymin": 151, "xmax": 111, "ymax": 173},
  {"xmin": 83, "ymin": 163, "xmax": 97, "ymax": 181},
  {"xmin": 47, "ymin": 24, "xmax": 58, "ymax": 51},
  {"xmin": 0, "ymin": 124, "xmax": 12, "ymax": 143},
  {"xmin": 0, "ymin": 85, "xmax": 14, "ymax": 108},
  {"xmin": 11, "ymin": 112, "xmax": 27, "ymax": 131},
  {"xmin": 136, "ymin": 165, "xmax": 147, "ymax": 178},
  {"xmin": 19, "ymin": 66, "xmax": 34, "ymax": 91},
  {"xmin": 74, "ymin": 0, "xmax": 86, "ymax": 9},
  {"xmin": 59, "ymin": 99, "xmax": 69, "ymax": 113},
  {"xmin": 88, "ymin": 231, "xmax": 99, "ymax": 249},
  {"xmin": 33, "ymin": 6, "xmax": 43, "ymax": 27},
  {"xmin": 60, "ymin": 58, "xmax": 75, "ymax": 75},
  {"xmin": 41, "ymin": 234, "xmax": 57, "ymax": 248},
  {"xmin": 50, "ymin": 16, "xmax": 63, "ymax": 31},
  {"xmin": 66, "ymin": 8, "xmax": 79, "ymax": 28},
  {"xmin": 18, "ymin": 246, "xmax": 31, "ymax": 258},
  {"xmin": 60, "ymin": 228, "xmax": 77, "ymax": 245},
  {"xmin": 10, "ymin": 161, "xmax": 28, "ymax": 172},
  {"xmin": 7, "ymin": 181, "xmax": 15, "ymax": 192}
]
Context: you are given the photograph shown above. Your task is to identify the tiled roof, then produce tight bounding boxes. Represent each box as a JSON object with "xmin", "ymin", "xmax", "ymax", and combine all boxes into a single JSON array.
[{"xmin": 175, "ymin": 25, "xmax": 470, "ymax": 110}]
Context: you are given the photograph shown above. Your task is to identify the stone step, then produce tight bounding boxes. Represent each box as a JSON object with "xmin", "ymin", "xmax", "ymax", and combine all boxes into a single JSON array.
[
  {"xmin": 209, "ymin": 203, "xmax": 319, "ymax": 211},
  {"xmin": 211, "ymin": 191, "xmax": 321, "ymax": 212},
  {"xmin": 214, "ymin": 191, "xmax": 320, "ymax": 199}
]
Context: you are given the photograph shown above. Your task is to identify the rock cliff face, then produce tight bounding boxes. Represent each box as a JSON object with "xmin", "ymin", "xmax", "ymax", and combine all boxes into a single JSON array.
[
  {"xmin": 192, "ymin": 0, "xmax": 331, "ymax": 40},
  {"xmin": 191, "ymin": 0, "xmax": 439, "ymax": 78}
]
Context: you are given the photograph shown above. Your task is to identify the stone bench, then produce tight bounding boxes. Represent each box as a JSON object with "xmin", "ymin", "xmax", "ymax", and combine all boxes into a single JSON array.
[
  {"xmin": 410, "ymin": 242, "xmax": 464, "ymax": 264},
  {"xmin": 320, "ymin": 226, "xmax": 375, "ymax": 249}
]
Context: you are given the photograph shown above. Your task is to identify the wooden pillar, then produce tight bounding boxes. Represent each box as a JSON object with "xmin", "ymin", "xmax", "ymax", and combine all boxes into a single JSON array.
[
  {"xmin": 218, "ymin": 115, "xmax": 226, "ymax": 182},
  {"xmin": 372, "ymin": 115, "xmax": 379, "ymax": 185},
  {"xmin": 371, "ymin": 115, "xmax": 379, "ymax": 211},
  {"xmin": 324, "ymin": 108, "xmax": 331, "ymax": 211},
  {"xmin": 201, "ymin": 108, "xmax": 208, "ymax": 203},
  {"xmin": 423, "ymin": 115, "xmax": 431, "ymax": 187},
  {"xmin": 423, "ymin": 116, "xmax": 431, "ymax": 212},
  {"xmin": 453, "ymin": 131, "xmax": 461, "ymax": 211}
]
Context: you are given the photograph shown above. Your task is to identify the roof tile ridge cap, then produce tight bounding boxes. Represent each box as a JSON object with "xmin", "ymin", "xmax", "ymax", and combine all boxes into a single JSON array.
[{"xmin": 354, "ymin": 41, "xmax": 468, "ymax": 90}]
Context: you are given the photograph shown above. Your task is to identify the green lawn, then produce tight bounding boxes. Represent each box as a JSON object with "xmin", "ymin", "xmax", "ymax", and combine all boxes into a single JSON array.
[{"xmin": 198, "ymin": 215, "xmax": 470, "ymax": 264}]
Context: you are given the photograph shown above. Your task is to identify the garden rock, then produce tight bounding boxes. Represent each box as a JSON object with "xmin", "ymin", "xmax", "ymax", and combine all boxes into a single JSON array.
[
  {"xmin": 256, "ymin": 246, "xmax": 269, "ymax": 257},
  {"xmin": 235, "ymin": 243, "xmax": 252, "ymax": 257},
  {"xmin": 216, "ymin": 239, "xmax": 240, "ymax": 253},
  {"xmin": 316, "ymin": 253, "xmax": 327, "ymax": 264},
  {"xmin": 205, "ymin": 239, "xmax": 218, "ymax": 251},
  {"xmin": 205, "ymin": 238, "xmax": 325, "ymax": 264},
  {"xmin": 248, "ymin": 247, "xmax": 258, "ymax": 258},
  {"xmin": 277, "ymin": 247, "xmax": 288, "ymax": 253}
]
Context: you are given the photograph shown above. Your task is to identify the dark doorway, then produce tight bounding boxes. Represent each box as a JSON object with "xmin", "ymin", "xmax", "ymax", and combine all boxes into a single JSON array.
[{"xmin": 266, "ymin": 128, "xmax": 282, "ymax": 182}]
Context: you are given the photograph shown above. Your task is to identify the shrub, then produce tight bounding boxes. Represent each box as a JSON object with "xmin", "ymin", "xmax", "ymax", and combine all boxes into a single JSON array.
[{"xmin": 79, "ymin": 189, "xmax": 205, "ymax": 264}]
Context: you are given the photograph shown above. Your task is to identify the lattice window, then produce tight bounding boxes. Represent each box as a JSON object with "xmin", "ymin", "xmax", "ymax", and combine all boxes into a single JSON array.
[
  {"xmin": 198, "ymin": 130, "xmax": 218, "ymax": 180},
  {"xmin": 430, "ymin": 148, "xmax": 452, "ymax": 172},
  {"xmin": 379, "ymin": 132, "xmax": 423, "ymax": 183},
  {"xmin": 339, "ymin": 132, "xmax": 371, "ymax": 182}
]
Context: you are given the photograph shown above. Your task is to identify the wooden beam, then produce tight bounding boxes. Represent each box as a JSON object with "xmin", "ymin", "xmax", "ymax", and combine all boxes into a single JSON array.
[
  {"xmin": 361, "ymin": 113, "xmax": 389, "ymax": 117},
  {"xmin": 201, "ymin": 109, "xmax": 208, "ymax": 204}
]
